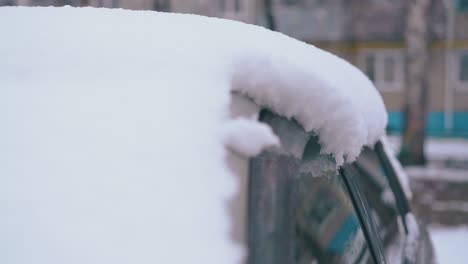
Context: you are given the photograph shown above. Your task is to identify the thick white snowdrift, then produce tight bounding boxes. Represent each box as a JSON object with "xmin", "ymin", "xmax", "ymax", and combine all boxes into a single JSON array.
[{"xmin": 0, "ymin": 6, "xmax": 387, "ymax": 264}]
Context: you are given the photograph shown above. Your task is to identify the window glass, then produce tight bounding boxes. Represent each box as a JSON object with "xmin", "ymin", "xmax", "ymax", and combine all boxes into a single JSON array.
[
  {"xmin": 383, "ymin": 56, "xmax": 395, "ymax": 82},
  {"xmin": 296, "ymin": 139, "xmax": 371, "ymax": 264},
  {"xmin": 249, "ymin": 111, "xmax": 372, "ymax": 264},
  {"xmin": 154, "ymin": 0, "xmax": 170, "ymax": 11},
  {"xmin": 283, "ymin": 0, "xmax": 303, "ymax": 5},
  {"xmin": 459, "ymin": 54, "xmax": 468, "ymax": 82},
  {"xmin": 365, "ymin": 55, "xmax": 375, "ymax": 82},
  {"xmin": 234, "ymin": 0, "xmax": 241, "ymax": 12},
  {"xmin": 220, "ymin": 0, "xmax": 225, "ymax": 11},
  {"xmin": 456, "ymin": 0, "xmax": 468, "ymax": 11},
  {"xmin": 360, "ymin": 52, "xmax": 404, "ymax": 90},
  {"xmin": 354, "ymin": 147, "xmax": 402, "ymax": 259},
  {"xmin": 112, "ymin": 0, "xmax": 119, "ymax": 8},
  {"xmin": 220, "ymin": 0, "xmax": 242, "ymax": 12},
  {"xmin": 258, "ymin": 110, "xmax": 311, "ymax": 158}
]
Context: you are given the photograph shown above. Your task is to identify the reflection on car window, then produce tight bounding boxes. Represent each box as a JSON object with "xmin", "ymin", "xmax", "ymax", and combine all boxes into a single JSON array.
[
  {"xmin": 354, "ymin": 147, "xmax": 402, "ymax": 259},
  {"xmin": 249, "ymin": 111, "xmax": 372, "ymax": 264},
  {"xmin": 295, "ymin": 138, "xmax": 370, "ymax": 264}
]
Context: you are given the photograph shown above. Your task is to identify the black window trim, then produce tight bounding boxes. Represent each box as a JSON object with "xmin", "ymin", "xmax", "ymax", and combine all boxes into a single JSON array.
[
  {"xmin": 340, "ymin": 165, "xmax": 388, "ymax": 264},
  {"xmin": 352, "ymin": 159, "xmax": 400, "ymax": 247},
  {"xmin": 374, "ymin": 141, "xmax": 411, "ymax": 234}
]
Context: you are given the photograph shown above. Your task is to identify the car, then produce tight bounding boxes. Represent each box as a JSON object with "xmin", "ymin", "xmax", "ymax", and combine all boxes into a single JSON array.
[
  {"xmin": 0, "ymin": 6, "xmax": 434, "ymax": 264},
  {"xmin": 246, "ymin": 109, "xmax": 435, "ymax": 264}
]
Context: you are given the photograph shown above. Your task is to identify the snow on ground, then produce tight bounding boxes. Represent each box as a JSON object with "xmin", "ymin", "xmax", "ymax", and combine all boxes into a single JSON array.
[
  {"xmin": 425, "ymin": 139, "xmax": 468, "ymax": 161},
  {"xmin": 405, "ymin": 165, "xmax": 468, "ymax": 182},
  {"xmin": 387, "ymin": 136, "xmax": 468, "ymax": 263},
  {"xmin": 429, "ymin": 201, "xmax": 468, "ymax": 213},
  {"xmin": 430, "ymin": 226, "xmax": 468, "ymax": 264},
  {"xmin": 387, "ymin": 136, "xmax": 468, "ymax": 162},
  {"xmin": 387, "ymin": 135, "xmax": 468, "ymax": 181}
]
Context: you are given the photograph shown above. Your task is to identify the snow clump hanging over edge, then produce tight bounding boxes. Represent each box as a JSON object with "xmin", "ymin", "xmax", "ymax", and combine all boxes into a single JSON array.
[
  {"xmin": 228, "ymin": 22, "xmax": 387, "ymax": 164},
  {"xmin": 222, "ymin": 117, "xmax": 280, "ymax": 157}
]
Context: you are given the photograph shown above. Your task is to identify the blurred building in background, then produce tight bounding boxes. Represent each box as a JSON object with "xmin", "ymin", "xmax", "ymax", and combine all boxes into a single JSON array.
[
  {"xmin": 0, "ymin": 0, "xmax": 260, "ymax": 24},
  {"xmin": 270, "ymin": 0, "xmax": 468, "ymax": 138},
  {"xmin": 2, "ymin": 0, "xmax": 468, "ymax": 137}
]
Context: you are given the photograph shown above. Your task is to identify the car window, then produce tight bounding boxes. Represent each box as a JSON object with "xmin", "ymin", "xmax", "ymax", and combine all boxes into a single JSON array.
[
  {"xmin": 248, "ymin": 110, "xmax": 372, "ymax": 264},
  {"xmin": 296, "ymin": 139, "xmax": 372, "ymax": 264},
  {"xmin": 354, "ymin": 147, "xmax": 403, "ymax": 259}
]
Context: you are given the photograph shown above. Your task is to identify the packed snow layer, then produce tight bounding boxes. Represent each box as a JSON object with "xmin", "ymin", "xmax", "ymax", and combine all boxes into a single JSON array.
[
  {"xmin": 430, "ymin": 226, "xmax": 468, "ymax": 264},
  {"xmin": 0, "ymin": 6, "xmax": 387, "ymax": 264},
  {"xmin": 3, "ymin": 6, "xmax": 386, "ymax": 165},
  {"xmin": 0, "ymin": 75, "xmax": 243, "ymax": 264}
]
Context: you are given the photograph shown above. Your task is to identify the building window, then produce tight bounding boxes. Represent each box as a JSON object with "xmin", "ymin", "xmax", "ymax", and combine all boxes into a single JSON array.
[
  {"xmin": 220, "ymin": 0, "xmax": 225, "ymax": 11},
  {"xmin": 359, "ymin": 50, "xmax": 404, "ymax": 91},
  {"xmin": 383, "ymin": 56, "xmax": 395, "ymax": 82},
  {"xmin": 460, "ymin": 54, "xmax": 468, "ymax": 82},
  {"xmin": 1, "ymin": 0, "xmax": 14, "ymax": 6},
  {"xmin": 456, "ymin": 0, "xmax": 468, "ymax": 12},
  {"xmin": 454, "ymin": 51, "xmax": 468, "ymax": 91},
  {"xmin": 154, "ymin": 0, "xmax": 170, "ymax": 12},
  {"xmin": 365, "ymin": 55, "xmax": 376, "ymax": 82},
  {"xmin": 220, "ymin": 0, "xmax": 242, "ymax": 13},
  {"xmin": 283, "ymin": 0, "xmax": 302, "ymax": 5}
]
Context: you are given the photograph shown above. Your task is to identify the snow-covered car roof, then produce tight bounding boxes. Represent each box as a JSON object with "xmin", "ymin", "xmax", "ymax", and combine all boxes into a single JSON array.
[{"xmin": 0, "ymin": 6, "xmax": 387, "ymax": 264}]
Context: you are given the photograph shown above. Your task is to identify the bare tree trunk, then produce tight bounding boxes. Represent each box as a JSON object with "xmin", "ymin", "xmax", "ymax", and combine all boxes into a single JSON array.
[
  {"xmin": 399, "ymin": 0, "xmax": 431, "ymax": 165},
  {"xmin": 264, "ymin": 0, "xmax": 276, "ymax": 31}
]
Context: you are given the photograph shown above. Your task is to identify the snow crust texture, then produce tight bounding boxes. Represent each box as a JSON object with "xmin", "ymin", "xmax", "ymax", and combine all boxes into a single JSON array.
[{"xmin": 0, "ymin": 6, "xmax": 387, "ymax": 264}]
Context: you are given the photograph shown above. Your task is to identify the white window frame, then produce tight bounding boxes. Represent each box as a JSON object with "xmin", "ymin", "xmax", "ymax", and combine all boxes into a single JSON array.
[
  {"xmin": 357, "ymin": 49, "xmax": 405, "ymax": 92},
  {"xmin": 453, "ymin": 49, "xmax": 468, "ymax": 91}
]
